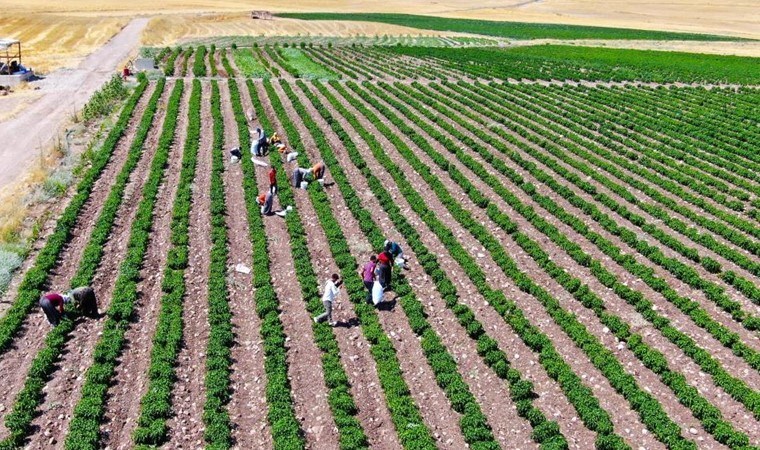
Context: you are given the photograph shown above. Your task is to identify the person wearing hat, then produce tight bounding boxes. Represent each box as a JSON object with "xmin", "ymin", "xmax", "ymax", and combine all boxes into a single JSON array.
[{"xmin": 39, "ymin": 292, "xmax": 72, "ymax": 326}]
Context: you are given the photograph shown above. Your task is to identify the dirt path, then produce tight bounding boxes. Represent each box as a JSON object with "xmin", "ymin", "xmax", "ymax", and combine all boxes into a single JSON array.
[
  {"xmin": 270, "ymin": 80, "xmax": 403, "ymax": 450},
  {"xmin": 219, "ymin": 80, "xmax": 272, "ymax": 449},
  {"xmin": 98, "ymin": 80, "xmax": 189, "ymax": 449},
  {"xmin": 0, "ymin": 83, "xmax": 156, "ymax": 425},
  {"xmin": 243, "ymin": 81, "xmax": 340, "ymax": 449},
  {"xmin": 164, "ymin": 80, "xmax": 212, "ymax": 449},
  {"xmin": 0, "ymin": 18, "xmax": 149, "ymax": 193}
]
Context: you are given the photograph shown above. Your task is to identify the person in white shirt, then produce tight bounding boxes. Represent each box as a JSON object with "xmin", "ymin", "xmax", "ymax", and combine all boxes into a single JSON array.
[{"xmin": 314, "ymin": 274, "xmax": 342, "ymax": 326}]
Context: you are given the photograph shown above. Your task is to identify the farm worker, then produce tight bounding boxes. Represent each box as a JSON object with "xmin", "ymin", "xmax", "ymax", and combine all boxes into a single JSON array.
[
  {"xmin": 229, "ymin": 147, "xmax": 242, "ymax": 163},
  {"xmin": 359, "ymin": 255, "xmax": 377, "ymax": 304},
  {"xmin": 384, "ymin": 240, "xmax": 409, "ymax": 269},
  {"xmin": 314, "ymin": 274, "xmax": 342, "ymax": 326},
  {"xmin": 69, "ymin": 286, "xmax": 98, "ymax": 317},
  {"xmin": 122, "ymin": 66, "xmax": 130, "ymax": 80},
  {"xmin": 39, "ymin": 292, "xmax": 71, "ymax": 326},
  {"xmin": 311, "ymin": 162, "xmax": 326, "ymax": 183},
  {"xmin": 269, "ymin": 166, "xmax": 277, "ymax": 194},
  {"xmin": 375, "ymin": 252, "xmax": 392, "ymax": 292},
  {"xmin": 257, "ymin": 192, "xmax": 274, "ymax": 216},
  {"xmin": 251, "ymin": 128, "xmax": 268, "ymax": 156},
  {"xmin": 292, "ymin": 167, "xmax": 310, "ymax": 188},
  {"xmin": 268, "ymin": 132, "xmax": 282, "ymax": 147}
]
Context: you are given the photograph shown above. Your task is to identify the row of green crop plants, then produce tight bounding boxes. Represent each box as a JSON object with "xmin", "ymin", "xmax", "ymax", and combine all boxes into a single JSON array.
[
  {"xmin": 62, "ymin": 79, "xmax": 185, "ymax": 450},
  {"xmin": 161, "ymin": 45, "xmax": 217, "ymax": 77},
  {"xmin": 274, "ymin": 78, "xmax": 581, "ymax": 448},
  {"xmin": 1, "ymin": 76, "xmax": 177, "ymax": 449},
  {"xmin": 387, "ymin": 78, "xmax": 760, "ymax": 389},
  {"xmin": 319, "ymin": 79, "xmax": 713, "ymax": 448},
  {"xmin": 458, "ymin": 81, "xmax": 760, "ymax": 308},
  {"xmin": 267, "ymin": 76, "xmax": 566, "ymax": 449},
  {"xmin": 0, "ymin": 75, "xmax": 154, "ymax": 449},
  {"xmin": 378, "ymin": 45, "xmax": 760, "ymax": 84},
  {"xmin": 342, "ymin": 79, "xmax": 755, "ymax": 446},
  {"xmin": 501, "ymin": 84, "xmax": 760, "ymax": 303}
]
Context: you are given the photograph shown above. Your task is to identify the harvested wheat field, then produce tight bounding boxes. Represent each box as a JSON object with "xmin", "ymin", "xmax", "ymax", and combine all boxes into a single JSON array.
[{"xmin": 0, "ymin": 37, "xmax": 758, "ymax": 450}]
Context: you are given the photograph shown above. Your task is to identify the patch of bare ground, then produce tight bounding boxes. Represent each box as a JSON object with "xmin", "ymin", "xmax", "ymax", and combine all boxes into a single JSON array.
[
  {"xmin": 0, "ymin": 83, "xmax": 158, "ymax": 429},
  {"xmin": 320, "ymin": 81, "xmax": 676, "ymax": 449},
  {"xmin": 282, "ymin": 81, "xmax": 471, "ymax": 450},
  {"xmin": 98, "ymin": 80, "xmax": 191, "ymax": 449},
  {"xmin": 214, "ymin": 50, "xmax": 228, "ymax": 78},
  {"xmin": 429, "ymin": 82, "xmax": 760, "ymax": 358},
  {"xmin": 269, "ymin": 79, "xmax": 402, "ymax": 449},
  {"xmin": 313, "ymin": 81, "xmax": 557, "ymax": 449},
  {"xmin": 317, "ymin": 81, "xmax": 613, "ymax": 449},
  {"xmin": 370, "ymin": 82, "xmax": 760, "ymax": 443},
  {"xmin": 163, "ymin": 80, "xmax": 211, "ymax": 449},
  {"xmin": 18, "ymin": 80, "xmax": 175, "ymax": 449},
  {"xmin": 224, "ymin": 49, "xmax": 242, "ymax": 79},
  {"xmin": 218, "ymin": 79, "xmax": 272, "ymax": 449},
  {"xmin": 243, "ymin": 81, "xmax": 340, "ymax": 448}
]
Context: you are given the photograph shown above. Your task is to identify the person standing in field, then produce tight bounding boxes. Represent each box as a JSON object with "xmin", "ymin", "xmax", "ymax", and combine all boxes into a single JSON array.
[
  {"xmin": 314, "ymin": 274, "xmax": 342, "ymax": 326},
  {"xmin": 360, "ymin": 255, "xmax": 377, "ymax": 304},
  {"xmin": 39, "ymin": 292, "xmax": 71, "ymax": 326},
  {"xmin": 269, "ymin": 166, "xmax": 277, "ymax": 194},
  {"xmin": 375, "ymin": 251, "xmax": 392, "ymax": 292}
]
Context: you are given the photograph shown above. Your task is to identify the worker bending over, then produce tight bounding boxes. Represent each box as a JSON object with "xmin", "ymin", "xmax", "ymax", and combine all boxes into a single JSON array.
[
  {"xmin": 39, "ymin": 292, "xmax": 72, "ymax": 326},
  {"xmin": 311, "ymin": 162, "xmax": 326, "ymax": 183},
  {"xmin": 70, "ymin": 286, "xmax": 98, "ymax": 317},
  {"xmin": 384, "ymin": 240, "xmax": 409, "ymax": 269},
  {"xmin": 257, "ymin": 192, "xmax": 275, "ymax": 215}
]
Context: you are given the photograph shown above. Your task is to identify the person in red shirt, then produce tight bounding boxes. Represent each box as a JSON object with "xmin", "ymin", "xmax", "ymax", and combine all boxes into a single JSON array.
[
  {"xmin": 269, "ymin": 166, "xmax": 277, "ymax": 194},
  {"xmin": 39, "ymin": 292, "xmax": 71, "ymax": 326}
]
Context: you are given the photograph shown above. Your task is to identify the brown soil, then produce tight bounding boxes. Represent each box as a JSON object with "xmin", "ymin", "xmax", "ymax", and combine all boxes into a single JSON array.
[
  {"xmin": 372, "ymin": 81, "xmax": 751, "ymax": 442},
  {"xmin": 0, "ymin": 82, "xmax": 157, "ymax": 433},
  {"xmin": 311, "ymin": 80, "xmax": 671, "ymax": 448},
  {"xmin": 218, "ymin": 79, "xmax": 272, "ymax": 449},
  {"xmin": 430, "ymin": 82, "xmax": 760, "ymax": 374},
  {"xmin": 243, "ymin": 80, "xmax": 340, "ymax": 449},
  {"xmin": 214, "ymin": 50, "xmax": 228, "ymax": 78},
  {"xmin": 163, "ymin": 80, "xmax": 213, "ymax": 449},
  {"xmin": 98, "ymin": 80, "xmax": 191, "ymax": 449},
  {"xmin": 313, "ymin": 81, "xmax": 598, "ymax": 448},
  {"xmin": 20, "ymin": 80, "xmax": 174, "ymax": 449},
  {"xmin": 269, "ymin": 79, "xmax": 404, "ymax": 449},
  {"xmin": 299, "ymin": 81, "xmax": 502, "ymax": 448}
]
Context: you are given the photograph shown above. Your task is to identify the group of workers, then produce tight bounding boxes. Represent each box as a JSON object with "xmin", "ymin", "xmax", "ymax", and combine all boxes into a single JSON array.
[
  {"xmin": 316, "ymin": 240, "xmax": 409, "ymax": 326},
  {"xmin": 241, "ymin": 127, "xmax": 329, "ymax": 217},
  {"xmin": 39, "ymin": 286, "xmax": 98, "ymax": 326}
]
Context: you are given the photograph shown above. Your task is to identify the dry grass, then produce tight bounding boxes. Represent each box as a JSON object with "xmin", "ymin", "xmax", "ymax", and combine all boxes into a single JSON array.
[
  {"xmin": 142, "ymin": 15, "xmax": 458, "ymax": 47},
  {"xmin": 0, "ymin": 14, "xmax": 127, "ymax": 73}
]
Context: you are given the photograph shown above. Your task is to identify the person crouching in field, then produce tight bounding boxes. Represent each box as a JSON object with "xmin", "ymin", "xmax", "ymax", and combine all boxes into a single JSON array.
[
  {"xmin": 69, "ymin": 286, "xmax": 98, "ymax": 317},
  {"xmin": 314, "ymin": 274, "xmax": 342, "ymax": 326},
  {"xmin": 39, "ymin": 292, "xmax": 72, "ymax": 326},
  {"xmin": 257, "ymin": 191, "xmax": 275, "ymax": 216}
]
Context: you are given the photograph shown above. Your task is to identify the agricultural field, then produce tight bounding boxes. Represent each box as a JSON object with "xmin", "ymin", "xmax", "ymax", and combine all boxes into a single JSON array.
[{"xmin": 1, "ymin": 37, "xmax": 760, "ymax": 450}]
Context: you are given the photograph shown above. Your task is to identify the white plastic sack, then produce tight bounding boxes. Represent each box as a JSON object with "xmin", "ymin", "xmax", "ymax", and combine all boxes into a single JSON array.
[
  {"xmin": 372, "ymin": 281, "xmax": 383, "ymax": 305},
  {"xmin": 286, "ymin": 152, "xmax": 298, "ymax": 162},
  {"xmin": 300, "ymin": 181, "xmax": 309, "ymax": 190},
  {"xmin": 251, "ymin": 158, "xmax": 269, "ymax": 167},
  {"xmin": 230, "ymin": 155, "xmax": 239, "ymax": 163},
  {"xmin": 395, "ymin": 256, "xmax": 406, "ymax": 268}
]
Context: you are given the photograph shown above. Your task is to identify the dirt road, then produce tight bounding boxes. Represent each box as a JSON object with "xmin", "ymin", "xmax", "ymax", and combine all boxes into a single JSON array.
[{"xmin": 0, "ymin": 17, "xmax": 148, "ymax": 192}]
